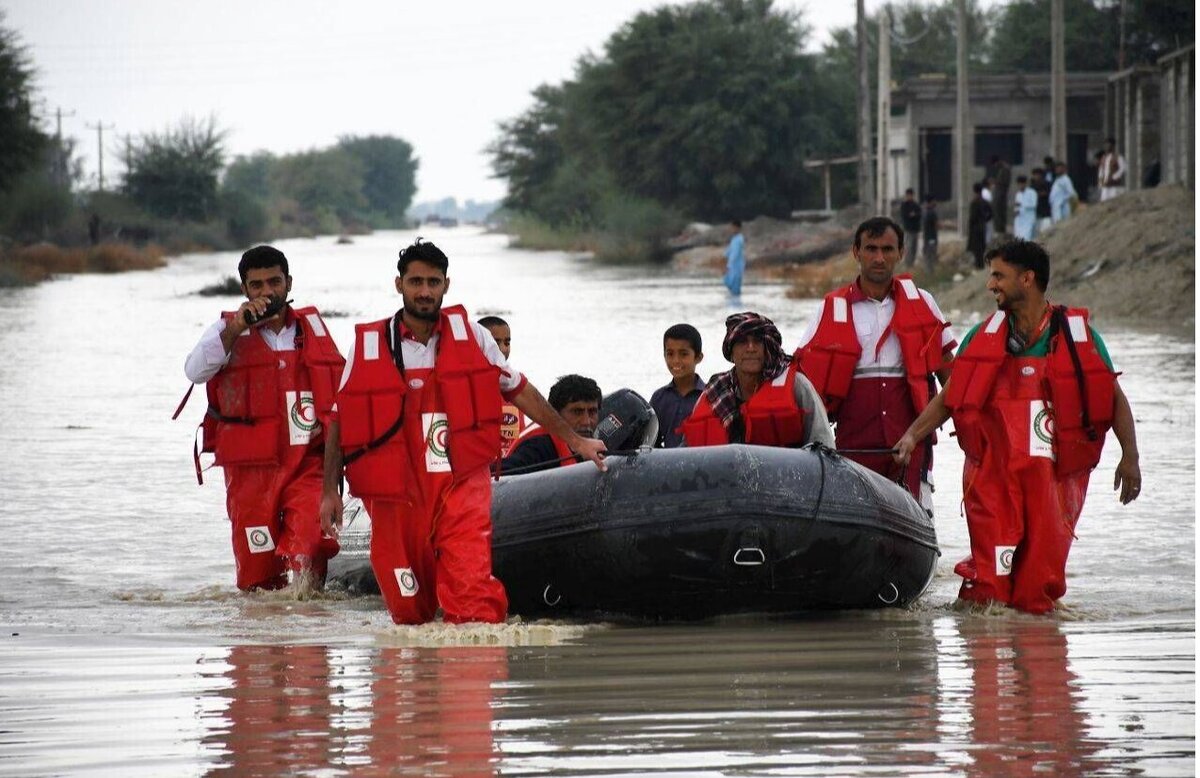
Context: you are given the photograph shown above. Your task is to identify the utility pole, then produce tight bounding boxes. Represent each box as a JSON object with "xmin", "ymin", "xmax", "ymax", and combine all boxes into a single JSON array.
[
  {"xmin": 52, "ymin": 107, "xmax": 76, "ymax": 188},
  {"xmin": 876, "ymin": 5, "xmax": 892, "ymax": 215},
  {"xmin": 86, "ymin": 121, "xmax": 115, "ymax": 192},
  {"xmin": 1118, "ymin": 0, "xmax": 1127, "ymax": 71},
  {"xmin": 1050, "ymin": 0, "xmax": 1067, "ymax": 162},
  {"xmin": 955, "ymin": 0, "xmax": 970, "ymax": 239},
  {"xmin": 857, "ymin": 0, "xmax": 874, "ymax": 209}
]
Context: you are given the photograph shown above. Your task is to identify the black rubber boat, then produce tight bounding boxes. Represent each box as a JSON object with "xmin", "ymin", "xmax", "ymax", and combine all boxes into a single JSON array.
[{"xmin": 328, "ymin": 391, "xmax": 939, "ymax": 620}]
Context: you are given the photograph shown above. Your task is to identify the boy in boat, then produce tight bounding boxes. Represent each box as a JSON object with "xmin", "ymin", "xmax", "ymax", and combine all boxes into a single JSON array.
[
  {"xmin": 650, "ymin": 323, "xmax": 706, "ymax": 448},
  {"xmin": 478, "ymin": 315, "xmax": 526, "ymax": 456},
  {"xmin": 502, "ymin": 374, "xmax": 602, "ymax": 475}
]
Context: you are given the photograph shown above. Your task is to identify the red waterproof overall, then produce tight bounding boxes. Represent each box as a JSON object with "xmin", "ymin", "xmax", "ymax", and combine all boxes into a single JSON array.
[
  {"xmin": 946, "ymin": 309, "xmax": 1113, "ymax": 613},
  {"xmin": 338, "ymin": 308, "xmax": 508, "ymax": 625},
  {"xmin": 796, "ymin": 276, "xmax": 949, "ymax": 498},
  {"xmin": 206, "ymin": 308, "xmax": 344, "ymax": 590}
]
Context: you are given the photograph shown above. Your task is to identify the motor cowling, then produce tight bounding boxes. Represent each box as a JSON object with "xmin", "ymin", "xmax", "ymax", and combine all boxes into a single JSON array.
[{"xmin": 596, "ymin": 388, "xmax": 659, "ymax": 451}]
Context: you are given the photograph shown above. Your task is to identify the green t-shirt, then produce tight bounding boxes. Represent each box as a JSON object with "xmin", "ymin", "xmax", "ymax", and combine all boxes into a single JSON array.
[{"xmin": 958, "ymin": 315, "xmax": 1115, "ymax": 370}]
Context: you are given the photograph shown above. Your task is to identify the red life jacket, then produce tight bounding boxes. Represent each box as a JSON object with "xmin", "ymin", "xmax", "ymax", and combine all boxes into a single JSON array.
[
  {"xmin": 680, "ymin": 361, "xmax": 807, "ymax": 447},
  {"xmin": 945, "ymin": 306, "xmax": 1115, "ymax": 477},
  {"xmin": 196, "ymin": 306, "xmax": 343, "ymax": 477},
  {"xmin": 499, "ymin": 403, "xmax": 526, "ymax": 457},
  {"xmin": 796, "ymin": 275, "xmax": 949, "ymax": 417},
  {"xmin": 337, "ymin": 305, "xmax": 502, "ymax": 501},
  {"xmin": 509, "ymin": 424, "xmax": 575, "ymax": 467}
]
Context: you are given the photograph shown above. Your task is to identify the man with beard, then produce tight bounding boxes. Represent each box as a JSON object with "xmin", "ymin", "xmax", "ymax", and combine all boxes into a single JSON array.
[
  {"xmin": 182, "ymin": 245, "xmax": 345, "ymax": 592},
  {"xmin": 501, "ymin": 374, "xmax": 602, "ymax": 474},
  {"xmin": 893, "ymin": 239, "xmax": 1141, "ymax": 614},
  {"xmin": 318, "ymin": 238, "xmax": 607, "ymax": 625}
]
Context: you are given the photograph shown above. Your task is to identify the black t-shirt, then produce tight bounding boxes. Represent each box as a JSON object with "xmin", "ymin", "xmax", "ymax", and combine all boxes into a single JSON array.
[
  {"xmin": 900, "ymin": 200, "xmax": 922, "ymax": 232},
  {"xmin": 501, "ymin": 434, "xmax": 576, "ymax": 475}
]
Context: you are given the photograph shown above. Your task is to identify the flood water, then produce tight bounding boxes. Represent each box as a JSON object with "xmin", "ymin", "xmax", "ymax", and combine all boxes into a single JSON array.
[{"xmin": 0, "ymin": 227, "xmax": 1193, "ymax": 776}]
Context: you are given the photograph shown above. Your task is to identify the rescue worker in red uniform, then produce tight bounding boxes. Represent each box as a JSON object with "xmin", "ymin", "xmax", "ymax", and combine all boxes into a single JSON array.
[
  {"xmin": 501, "ymin": 374, "xmax": 602, "ymax": 474},
  {"xmin": 681, "ymin": 312, "xmax": 834, "ymax": 449},
  {"xmin": 796, "ymin": 216, "xmax": 955, "ymax": 511},
  {"xmin": 895, "ymin": 240, "xmax": 1141, "ymax": 613},
  {"xmin": 318, "ymin": 239, "xmax": 607, "ymax": 625},
  {"xmin": 183, "ymin": 246, "xmax": 345, "ymax": 591}
]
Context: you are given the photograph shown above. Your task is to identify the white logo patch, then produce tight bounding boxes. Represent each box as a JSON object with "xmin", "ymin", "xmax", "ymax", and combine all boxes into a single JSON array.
[
  {"xmin": 408, "ymin": 378, "xmax": 425, "ymax": 389},
  {"xmin": 423, "ymin": 412, "xmax": 451, "ymax": 473},
  {"xmin": 1021, "ymin": 365, "xmax": 1036, "ymax": 377},
  {"xmin": 287, "ymin": 390, "xmax": 320, "ymax": 445},
  {"xmin": 394, "ymin": 568, "xmax": 419, "ymax": 597},
  {"xmin": 995, "ymin": 545, "xmax": 1016, "ymax": 576},
  {"xmin": 245, "ymin": 526, "xmax": 275, "ymax": 554},
  {"xmin": 1028, "ymin": 400, "xmax": 1055, "ymax": 459}
]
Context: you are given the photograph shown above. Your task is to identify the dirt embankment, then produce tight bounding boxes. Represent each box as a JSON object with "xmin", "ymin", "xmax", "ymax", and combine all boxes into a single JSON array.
[
  {"xmin": 932, "ymin": 185, "xmax": 1195, "ymax": 336},
  {"xmin": 670, "ymin": 186, "xmax": 1195, "ymax": 337}
]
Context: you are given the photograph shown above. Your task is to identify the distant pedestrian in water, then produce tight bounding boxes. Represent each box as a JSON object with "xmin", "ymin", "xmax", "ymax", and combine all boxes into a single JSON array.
[
  {"xmin": 899, "ymin": 188, "xmax": 922, "ymax": 267},
  {"xmin": 723, "ymin": 220, "xmax": 745, "ymax": 296},
  {"xmin": 921, "ymin": 196, "xmax": 939, "ymax": 270},
  {"xmin": 967, "ymin": 183, "xmax": 993, "ymax": 269},
  {"xmin": 1049, "ymin": 161, "xmax": 1078, "ymax": 223}
]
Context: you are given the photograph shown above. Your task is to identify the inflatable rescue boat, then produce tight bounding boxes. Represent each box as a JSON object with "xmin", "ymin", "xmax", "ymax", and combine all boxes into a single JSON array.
[{"xmin": 327, "ymin": 390, "xmax": 939, "ymax": 620}]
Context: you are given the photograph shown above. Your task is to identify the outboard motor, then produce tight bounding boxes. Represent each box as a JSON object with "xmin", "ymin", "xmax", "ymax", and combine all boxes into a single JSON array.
[{"xmin": 596, "ymin": 388, "xmax": 659, "ymax": 451}]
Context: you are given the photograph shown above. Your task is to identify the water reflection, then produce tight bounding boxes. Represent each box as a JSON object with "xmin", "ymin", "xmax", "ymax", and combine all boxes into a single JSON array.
[
  {"xmin": 202, "ymin": 644, "xmax": 506, "ymax": 777},
  {"xmin": 941, "ymin": 618, "xmax": 1099, "ymax": 777}
]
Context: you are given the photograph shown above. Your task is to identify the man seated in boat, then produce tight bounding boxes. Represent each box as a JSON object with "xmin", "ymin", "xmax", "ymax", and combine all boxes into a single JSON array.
[
  {"xmin": 501, "ymin": 374, "xmax": 601, "ymax": 474},
  {"xmin": 680, "ymin": 312, "xmax": 834, "ymax": 448}
]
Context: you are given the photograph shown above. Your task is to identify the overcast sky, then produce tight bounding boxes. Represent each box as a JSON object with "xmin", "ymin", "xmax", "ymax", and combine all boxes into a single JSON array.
[{"xmin": 7, "ymin": 0, "xmax": 866, "ymax": 205}]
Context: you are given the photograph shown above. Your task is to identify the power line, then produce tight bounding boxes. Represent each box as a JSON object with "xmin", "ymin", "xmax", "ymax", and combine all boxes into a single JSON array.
[{"xmin": 85, "ymin": 121, "xmax": 116, "ymax": 192}]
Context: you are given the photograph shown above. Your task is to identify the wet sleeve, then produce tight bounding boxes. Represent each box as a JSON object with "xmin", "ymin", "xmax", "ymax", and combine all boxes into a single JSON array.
[
  {"xmin": 794, "ymin": 371, "xmax": 835, "ymax": 447},
  {"xmin": 184, "ymin": 319, "xmax": 230, "ymax": 384},
  {"xmin": 794, "ymin": 299, "xmax": 825, "ymax": 349},
  {"xmin": 1090, "ymin": 327, "xmax": 1116, "ymax": 372}
]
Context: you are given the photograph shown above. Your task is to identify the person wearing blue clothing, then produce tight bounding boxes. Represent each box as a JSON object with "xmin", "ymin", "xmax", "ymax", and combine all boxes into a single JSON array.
[
  {"xmin": 1049, "ymin": 161, "xmax": 1078, "ymax": 223},
  {"xmin": 650, "ymin": 323, "xmax": 706, "ymax": 448},
  {"xmin": 723, "ymin": 220, "xmax": 745, "ymax": 296},
  {"xmin": 1013, "ymin": 175, "xmax": 1038, "ymax": 240}
]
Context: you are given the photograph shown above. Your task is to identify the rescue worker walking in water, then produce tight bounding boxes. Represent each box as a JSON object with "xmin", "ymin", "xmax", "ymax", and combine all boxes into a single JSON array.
[
  {"xmin": 182, "ymin": 245, "xmax": 346, "ymax": 591},
  {"xmin": 319, "ymin": 238, "xmax": 607, "ymax": 625},
  {"xmin": 893, "ymin": 239, "xmax": 1141, "ymax": 614}
]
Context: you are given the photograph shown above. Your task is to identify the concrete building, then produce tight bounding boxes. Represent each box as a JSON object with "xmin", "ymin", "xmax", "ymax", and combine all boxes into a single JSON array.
[{"xmin": 888, "ymin": 72, "xmax": 1109, "ymax": 220}]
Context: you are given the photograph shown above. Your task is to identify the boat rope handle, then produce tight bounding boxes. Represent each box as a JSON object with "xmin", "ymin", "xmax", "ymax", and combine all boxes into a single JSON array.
[{"xmin": 877, "ymin": 582, "xmax": 900, "ymax": 605}]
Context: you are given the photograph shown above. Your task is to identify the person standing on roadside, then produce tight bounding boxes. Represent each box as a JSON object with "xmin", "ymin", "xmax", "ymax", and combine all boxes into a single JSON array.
[
  {"xmin": 899, "ymin": 189, "xmax": 922, "ymax": 267},
  {"xmin": 893, "ymin": 239, "xmax": 1141, "ymax": 614},
  {"xmin": 319, "ymin": 238, "xmax": 607, "ymax": 625},
  {"xmin": 967, "ymin": 183, "xmax": 993, "ymax": 269},
  {"xmin": 1098, "ymin": 138, "xmax": 1127, "ymax": 201},
  {"xmin": 796, "ymin": 216, "xmax": 956, "ymax": 513},
  {"xmin": 987, "ymin": 155, "xmax": 1012, "ymax": 233},
  {"xmin": 1049, "ymin": 161, "xmax": 1078, "ymax": 223},
  {"xmin": 182, "ymin": 245, "xmax": 345, "ymax": 592},
  {"xmin": 1013, "ymin": 176, "xmax": 1038, "ymax": 240},
  {"xmin": 723, "ymin": 220, "xmax": 746, "ymax": 296}
]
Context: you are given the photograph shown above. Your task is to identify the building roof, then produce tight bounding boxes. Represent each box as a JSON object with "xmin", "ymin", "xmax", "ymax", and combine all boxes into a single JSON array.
[{"xmin": 893, "ymin": 72, "xmax": 1111, "ymax": 106}]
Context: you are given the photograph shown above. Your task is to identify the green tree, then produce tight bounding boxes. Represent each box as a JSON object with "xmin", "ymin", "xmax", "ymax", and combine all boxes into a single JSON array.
[
  {"xmin": 0, "ymin": 14, "xmax": 46, "ymax": 195},
  {"xmin": 488, "ymin": 84, "xmax": 569, "ymax": 216},
  {"xmin": 269, "ymin": 147, "xmax": 366, "ymax": 223},
  {"xmin": 987, "ymin": 0, "xmax": 1118, "ymax": 72},
  {"xmin": 223, "ymin": 151, "xmax": 275, "ymax": 202},
  {"xmin": 572, "ymin": 0, "xmax": 821, "ymax": 220},
  {"xmin": 337, "ymin": 135, "xmax": 418, "ymax": 223},
  {"xmin": 122, "ymin": 115, "xmax": 226, "ymax": 221}
]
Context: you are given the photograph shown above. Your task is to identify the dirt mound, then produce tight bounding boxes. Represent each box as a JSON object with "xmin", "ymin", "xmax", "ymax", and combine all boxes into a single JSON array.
[{"xmin": 933, "ymin": 185, "xmax": 1195, "ymax": 335}]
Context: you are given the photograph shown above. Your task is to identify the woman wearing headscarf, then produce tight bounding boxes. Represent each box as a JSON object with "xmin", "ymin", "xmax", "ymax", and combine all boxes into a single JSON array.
[{"xmin": 679, "ymin": 312, "xmax": 833, "ymax": 448}]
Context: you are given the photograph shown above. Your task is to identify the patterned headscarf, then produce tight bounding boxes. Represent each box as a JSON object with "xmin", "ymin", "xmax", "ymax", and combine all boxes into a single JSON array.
[{"xmin": 704, "ymin": 312, "xmax": 791, "ymax": 427}]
